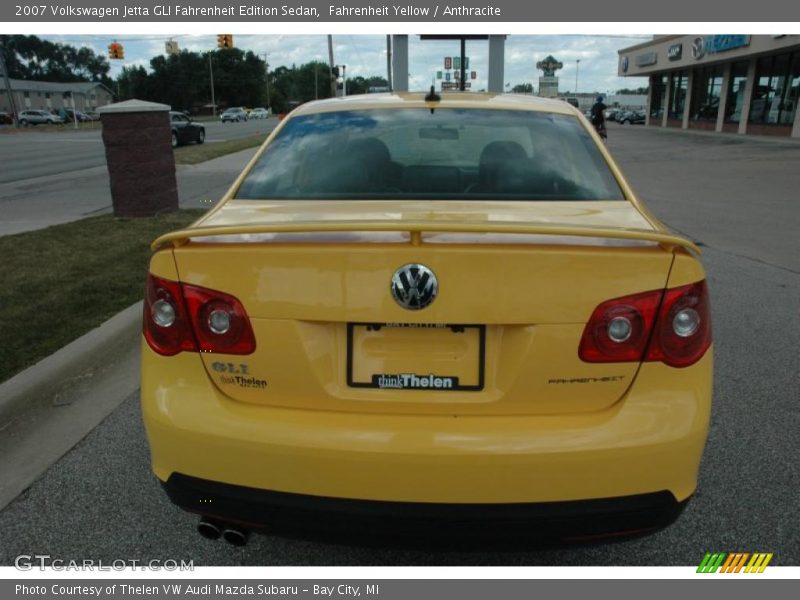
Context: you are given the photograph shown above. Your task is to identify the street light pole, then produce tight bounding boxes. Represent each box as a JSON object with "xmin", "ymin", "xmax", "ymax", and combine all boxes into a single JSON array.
[
  {"xmin": 342, "ymin": 65, "xmax": 346, "ymax": 96},
  {"xmin": 328, "ymin": 35, "xmax": 336, "ymax": 97},
  {"xmin": 0, "ymin": 41, "xmax": 20, "ymax": 128},
  {"xmin": 263, "ymin": 53, "xmax": 271, "ymax": 110},
  {"xmin": 209, "ymin": 55, "xmax": 216, "ymax": 117},
  {"xmin": 575, "ymin": 59, "xmax": 580, "ymax": 95}
]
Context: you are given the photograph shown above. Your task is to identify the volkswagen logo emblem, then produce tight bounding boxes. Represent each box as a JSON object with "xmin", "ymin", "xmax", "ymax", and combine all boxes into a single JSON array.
[{"xmin": 391, "ymin": 264, "xmax": 438, "ymax": 310}]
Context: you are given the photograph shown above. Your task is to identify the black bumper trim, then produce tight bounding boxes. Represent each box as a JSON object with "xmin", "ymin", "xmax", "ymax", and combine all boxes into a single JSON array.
[{"xmin": 162, "ymin": 473, "xmax": 688, "ymax": 544}]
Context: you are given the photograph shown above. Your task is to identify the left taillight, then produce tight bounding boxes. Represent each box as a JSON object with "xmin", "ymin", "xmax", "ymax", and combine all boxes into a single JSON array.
[
  {"xmin": 181, "ymin": 283, "xmax": 256, "ymax": 355},
  {"xmin": 578, "ymin": 288, "xmax": 662, "ymax": 363},
  {"xmin": 143, "ymin": 274, "xmax": 256, "ymax": 356},
  {"xmin": 143, "ymin": 274, "xmax": 196, "ymax": 356}
]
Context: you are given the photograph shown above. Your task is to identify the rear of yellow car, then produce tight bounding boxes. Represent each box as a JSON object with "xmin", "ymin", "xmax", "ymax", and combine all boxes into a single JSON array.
[{"xmin": 140, "ymin": 94, "xmax": 712, "ymax": 544}]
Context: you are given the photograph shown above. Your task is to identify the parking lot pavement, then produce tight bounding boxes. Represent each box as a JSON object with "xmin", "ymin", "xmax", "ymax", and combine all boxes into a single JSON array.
[
  {"xmin": 1, "ymin": 126, "xmax": 798, "ymax": 565},
  {"xmin": 607, "ymin": 123, "xmax": 800, "ymax": 273}
]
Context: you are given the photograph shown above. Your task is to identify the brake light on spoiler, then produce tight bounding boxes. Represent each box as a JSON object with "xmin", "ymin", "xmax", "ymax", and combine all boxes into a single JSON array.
[
  {"xmin": 144, "ymin": 274, "xmax": 255, "ymax": 356},
  {"xmin": 579, "ymin": 280, "xmax": 711, "ymax": 368}
]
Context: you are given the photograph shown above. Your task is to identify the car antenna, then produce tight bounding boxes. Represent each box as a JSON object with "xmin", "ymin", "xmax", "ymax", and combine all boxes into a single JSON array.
[{"xmin": 425, "ymin": 85, "xmax": 441, "ymax": 113}]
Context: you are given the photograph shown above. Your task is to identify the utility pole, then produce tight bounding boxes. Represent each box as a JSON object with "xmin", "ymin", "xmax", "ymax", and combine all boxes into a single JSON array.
[
  {"xmin": 459, "ymin": 38, "xmax": 466, "ymax": 92},
  {"xmin": 386, "ymin": 35, "xmax": 392, "ymax": 91},
  {"xmin": 262, "ymin": 53, "xmax": 271, "ymax": 110},
  {"xmin": 71, "ymin": 92, "xmax": 78, "ymax": 129},
  {"xmin": 209, "ymin": 55, "xmax": 216, "ymax": 116},
  {"xmin": 575, "ymin": 59, "xmax": 581, "ymax": 94},
  {"xmin": 0, "ymin": 40, "xmax": 19, "ymax": 128},
  {"xmin": 327, "ymin": 34, "xmax": 336, "ymax": 97},
  {"xmin": 342, "ymin": 65, "xmax": 346, "ymax": 97},
  {"xmin": 314, "ymin": 63, "xmax": 318, "ymax": 99}
]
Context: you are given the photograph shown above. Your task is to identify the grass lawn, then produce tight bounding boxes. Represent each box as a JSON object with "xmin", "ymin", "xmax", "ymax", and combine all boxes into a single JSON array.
[
  {"xmin": 0, "ymin": 209, "xmax": 206, "ymax": 383},
  {"xmin": 174, "ymin": 134, "xmax": 264, "ymax": 165}
]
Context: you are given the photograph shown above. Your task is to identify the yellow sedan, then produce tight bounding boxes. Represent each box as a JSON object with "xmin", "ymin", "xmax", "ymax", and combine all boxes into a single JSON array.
[{"xmin": 141, "ymin": 91, "xmax": 712, "ymax": 546}]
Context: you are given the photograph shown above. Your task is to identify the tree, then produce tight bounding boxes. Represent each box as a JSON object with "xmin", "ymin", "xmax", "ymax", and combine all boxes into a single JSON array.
[
  {"xmin": 114, "ymin": 48, "xmax": 267, "ymax": 112},
  {"xmin": 209, "ymin": 48, "xmax": 266, "ymax": 109},
  {"xmin": 511, "ymin": 83, "xmax": 533, "ymax": 94},
  {"xmin": 616, "ymin": 87, "xmax": 649, "ymax": 95},
  {"xmin": 116, "ymin": 65, "xmax": 149, "ymax": 101},
  {"xmin": 0, "ymin": 34, "xmax": 112, "ymax": 88},
  {"xmin": 147, "ymin": 51, "xmax": 209, "ymax": 112},
  {"xmin": 269, "ymin": 61, "xmax": 332, "ymax": 113},
  {"xmin": 346, "ymin": 75, "xmax": 389, "ymax": 95}
]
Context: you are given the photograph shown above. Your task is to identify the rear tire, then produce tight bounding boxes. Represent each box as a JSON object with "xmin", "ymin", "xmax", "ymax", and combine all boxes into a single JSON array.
[
  {"xmin": 171, "ymin": 132, "xmax": 178, "ymax": 148},
  {"xmin": 197, "ymin": 129, "xmax": 205, "ymax": 144},
  {"xmin": 20, "ymin": 119, "xmax": 28, "ymax": 127}
]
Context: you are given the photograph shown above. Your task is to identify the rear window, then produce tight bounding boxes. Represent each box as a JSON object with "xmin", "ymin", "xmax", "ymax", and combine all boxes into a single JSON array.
[{"xmin": 236, "ymin": 108, "xmax": 624, "ymax": 201}]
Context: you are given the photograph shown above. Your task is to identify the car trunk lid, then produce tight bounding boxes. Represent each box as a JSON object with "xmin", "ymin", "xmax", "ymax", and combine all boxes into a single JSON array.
[{"xmin": 163, "ymin": 200, "xmax": 691, "ymax": 415}]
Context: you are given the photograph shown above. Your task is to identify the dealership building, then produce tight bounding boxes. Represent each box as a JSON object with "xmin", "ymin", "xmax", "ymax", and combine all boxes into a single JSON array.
[{"xmin": 618, "ymin": 35, "xmax": 800, "ymax": 138}]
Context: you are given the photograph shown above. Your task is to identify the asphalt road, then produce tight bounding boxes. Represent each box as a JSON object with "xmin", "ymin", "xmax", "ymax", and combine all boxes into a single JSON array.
[
  {"xmin": 0, "ymin": 124, "xmax": 798, "ymax": 566},
  {"xmin": 0, "ymin": 118, "xmax": 276, "ymax": 184}
]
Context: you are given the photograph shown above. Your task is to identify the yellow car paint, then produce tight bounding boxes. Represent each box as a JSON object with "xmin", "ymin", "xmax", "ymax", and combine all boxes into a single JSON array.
[{"xmin": 141, "ymin": 92, "xmax": 712, "ymax": 526}]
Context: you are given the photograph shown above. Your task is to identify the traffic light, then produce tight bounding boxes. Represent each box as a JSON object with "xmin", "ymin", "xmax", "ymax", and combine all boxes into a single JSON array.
[
  {"xmin": 217, "ymin": 34, "xmax": 234, "ymax": 49},
  {"xmin": 108, "ymin": 42, "xmax": 124, "ymax": 60},
  {"xmin": 331, "ymin": 66, "xmax": 340, "ymax": 79}
]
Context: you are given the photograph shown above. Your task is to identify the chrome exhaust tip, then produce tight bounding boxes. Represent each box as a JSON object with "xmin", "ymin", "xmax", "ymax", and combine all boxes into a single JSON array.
[
  {"xmin": 197, "ymin": 517, "xmax": 222, "ymax": 540},
  {"xmin": 221, "ymin": 525, "xmax": 250, "ymax": 546}
]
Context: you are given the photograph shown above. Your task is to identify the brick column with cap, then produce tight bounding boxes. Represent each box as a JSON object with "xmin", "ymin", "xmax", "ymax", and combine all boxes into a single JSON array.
[{"xmin": 98, "ymin": 99, "xmax": 178, "ymax": 217}]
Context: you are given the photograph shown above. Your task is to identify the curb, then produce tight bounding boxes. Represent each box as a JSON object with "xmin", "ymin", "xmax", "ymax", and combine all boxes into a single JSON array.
[{"xmin": 0, "ymin": 301, "xmax": 142, "ymax": 425}]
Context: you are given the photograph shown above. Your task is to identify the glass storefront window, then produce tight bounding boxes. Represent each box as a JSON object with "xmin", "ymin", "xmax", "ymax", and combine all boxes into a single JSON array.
[
  {"xmin": 649, "ymin": 74, "xmax": 667, "ymax": 120},
  {"xmin": 668, "ymin": 71, "xmax": 687, "ymax": 119},
  {"xmin": 725, "ymin": 61, "xmax": 749, "ymax": 123},
  {"xmin": 749, "ymin": 53, "xmax": 795, "ymax": 125},
  {"xmin": 690, "ymin": 66, "xmax": 723, "ymax": 121}
]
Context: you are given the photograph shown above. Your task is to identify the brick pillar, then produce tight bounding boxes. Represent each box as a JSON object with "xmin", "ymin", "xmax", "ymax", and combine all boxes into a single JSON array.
[{"xmin": 98, "ymin": 99, "xmax": 178, "ymax": 217}]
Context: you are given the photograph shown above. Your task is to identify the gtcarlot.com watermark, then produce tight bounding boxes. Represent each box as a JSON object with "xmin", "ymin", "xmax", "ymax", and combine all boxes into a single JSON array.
[{"xmin": 15, "ymin": 554, "xmax": 194, "ymax": 571}]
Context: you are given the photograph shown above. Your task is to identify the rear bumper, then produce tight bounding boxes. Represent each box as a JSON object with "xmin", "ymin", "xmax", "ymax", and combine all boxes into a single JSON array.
[
  {"xmin": 142, "ymin": 341, "xmax": 712, "ymax": 516},
  {"xmin": 163, "ymin": 472, "xmax": 688, "ymax": 542}
]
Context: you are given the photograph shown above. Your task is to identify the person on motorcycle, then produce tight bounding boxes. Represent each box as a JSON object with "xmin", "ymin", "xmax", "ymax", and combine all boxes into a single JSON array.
[{"xmin": 590, "ymin": 95, "xmax": 608, "ymax": 141}]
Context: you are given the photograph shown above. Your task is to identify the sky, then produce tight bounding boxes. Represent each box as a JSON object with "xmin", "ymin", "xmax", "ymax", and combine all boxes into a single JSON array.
[{"xmin": 43, "ymin": 34, "xmax": 652, "ymax": 94}]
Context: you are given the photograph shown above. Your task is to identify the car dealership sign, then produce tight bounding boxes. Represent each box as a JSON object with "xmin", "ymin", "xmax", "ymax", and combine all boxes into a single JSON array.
[{"xmin": 692, "ymin": 35, "xmax": 751, "ymax": 60}]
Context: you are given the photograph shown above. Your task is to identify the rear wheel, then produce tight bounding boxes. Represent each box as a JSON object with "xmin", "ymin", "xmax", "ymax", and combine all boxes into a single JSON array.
[
  {"xmin": 171, "ymin": 131, "xmax": 179, "ymax": 148},
  {"xmin": 20, "ymin": 119, "xmax": 28, "ymax": 127},
  {"xmin": 197, "ymin": 128, "xmax": 205, "ymax": 144}
]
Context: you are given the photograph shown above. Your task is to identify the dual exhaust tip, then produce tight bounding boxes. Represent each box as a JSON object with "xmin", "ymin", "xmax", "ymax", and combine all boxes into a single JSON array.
[{"xmin": 198, "ymin": 517, "xmax": 250, "ymax": 546}]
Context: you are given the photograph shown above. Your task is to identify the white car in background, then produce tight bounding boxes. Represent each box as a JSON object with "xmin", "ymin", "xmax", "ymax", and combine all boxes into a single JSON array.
[
  {"xmin": 249, "ymin": 107, "xmax": 270, "ymax": 119},
  {"xmin": 220, "ymin": 107, "xmax": 249, "ymax": 123}
]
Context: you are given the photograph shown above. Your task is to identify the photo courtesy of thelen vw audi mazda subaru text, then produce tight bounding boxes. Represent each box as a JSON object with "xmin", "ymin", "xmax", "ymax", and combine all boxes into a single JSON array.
[{"xmin": 140, "ymin": 91, "xmax": 712, "ymax": 545}]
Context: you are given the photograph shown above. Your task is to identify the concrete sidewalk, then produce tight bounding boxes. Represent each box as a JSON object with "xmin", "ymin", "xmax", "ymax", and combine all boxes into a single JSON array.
[{"xmin": 0, "ymin": 147, "xmax": 259, "ymax": 237}]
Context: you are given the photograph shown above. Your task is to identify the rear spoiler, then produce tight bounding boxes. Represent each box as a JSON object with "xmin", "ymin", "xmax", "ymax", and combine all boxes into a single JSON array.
[{"xmin": 151, "ymin": 220, "xmax": 700, "ymax": 255}]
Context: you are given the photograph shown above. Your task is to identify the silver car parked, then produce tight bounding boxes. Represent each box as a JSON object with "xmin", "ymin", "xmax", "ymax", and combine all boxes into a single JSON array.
[{"xmin": 18, "ymin": 110, "xmax": 64, "ymax": 126}]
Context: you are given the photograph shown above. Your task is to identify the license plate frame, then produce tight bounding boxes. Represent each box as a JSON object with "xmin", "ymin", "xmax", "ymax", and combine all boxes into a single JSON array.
[{"xmin": 346, "ymin": 323, "xmax": 486, "ymax": 392}]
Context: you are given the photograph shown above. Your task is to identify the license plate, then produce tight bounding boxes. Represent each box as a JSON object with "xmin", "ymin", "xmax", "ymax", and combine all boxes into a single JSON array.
[{"xmin": 346, "ymin": 323, "xmax": 485, "ymax": 391}]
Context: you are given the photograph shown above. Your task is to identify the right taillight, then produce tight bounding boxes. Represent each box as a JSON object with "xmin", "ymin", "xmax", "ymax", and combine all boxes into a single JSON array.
[
  {"xmin": 580, "ymin": 279, "xmax": 711, "ymax": 368},
  {"xmin": 645, "ymin": 280, "xmax": 712, "ymax": 368},
  {"xmin": 143, "ymin": 274, "xmax": 255, "ymax": 356}
]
